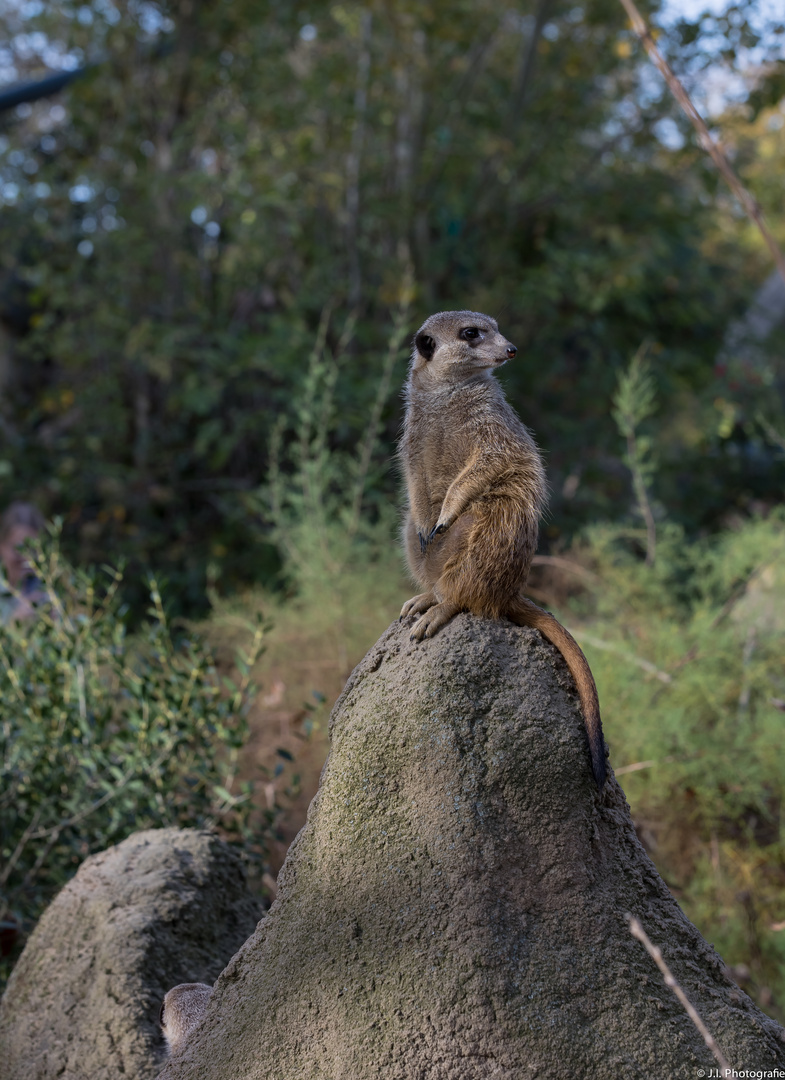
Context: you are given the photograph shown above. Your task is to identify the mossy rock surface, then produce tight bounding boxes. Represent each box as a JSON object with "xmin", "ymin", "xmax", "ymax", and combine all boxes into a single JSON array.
[
  {"xmin": 0, "ymin": 828, "xmax": 262, "ymax": 1080},
  {"xmin": 163, "ymin": 614, "xmax": 785, "ymax": 1078}
]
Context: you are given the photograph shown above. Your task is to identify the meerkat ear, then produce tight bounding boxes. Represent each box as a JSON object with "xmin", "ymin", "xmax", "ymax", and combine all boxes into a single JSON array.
[{"xmin": 415, "ymin": 333, "xmax": 436, "ymax": 361}]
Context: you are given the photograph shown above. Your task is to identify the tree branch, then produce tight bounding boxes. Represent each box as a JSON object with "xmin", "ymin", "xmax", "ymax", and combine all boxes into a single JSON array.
[
  {"xmin": 617, "ymin": 0, "xmax": 785, "ymax": 288},
  {"xmin": 627, "ymin": 915, "xmax": 731, "ymax": 1072}
]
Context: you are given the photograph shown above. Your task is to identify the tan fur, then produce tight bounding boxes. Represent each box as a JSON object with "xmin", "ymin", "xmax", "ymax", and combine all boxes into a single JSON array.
[
  {"xmin": 160, "ymin": 982, "xmax": 212, "ymax": 1055},
  {"xmin": 399, "ymin": 310, "xmax": 607, "ymax": 788}
]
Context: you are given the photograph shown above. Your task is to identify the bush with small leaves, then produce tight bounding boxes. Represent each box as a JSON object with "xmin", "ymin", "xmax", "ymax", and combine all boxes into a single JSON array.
[{"xmin": 0, "ymin": 533, "xmax": 267, "ymax": 989}]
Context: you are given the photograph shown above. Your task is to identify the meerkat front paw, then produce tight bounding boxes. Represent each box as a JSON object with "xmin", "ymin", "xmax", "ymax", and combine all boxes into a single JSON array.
[
  {"xmin": 400, "ymin": 592, "xmax": 437, "ymax": 620},
  {"xmin": 410, "ymin": 600, "xmax": 462, "ymax": 641}
]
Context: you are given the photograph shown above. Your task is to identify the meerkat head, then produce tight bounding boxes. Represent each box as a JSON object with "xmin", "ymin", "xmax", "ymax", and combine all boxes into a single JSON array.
[
  {"xmin": 159, "ymin": 982, "xmax": 212, "ymax": 1055},
  {"xmin": 411, "ymin": 310, "xmax": 517, "ymax": 382}
]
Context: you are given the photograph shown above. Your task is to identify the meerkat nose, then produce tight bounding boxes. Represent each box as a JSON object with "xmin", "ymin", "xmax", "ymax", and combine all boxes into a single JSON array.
[{"xmin": 506, "ymin": 346, "xmax": 517, "ymax": 358}]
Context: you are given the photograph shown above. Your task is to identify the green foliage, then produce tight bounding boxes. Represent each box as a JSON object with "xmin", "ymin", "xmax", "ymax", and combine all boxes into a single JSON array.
[
  {"xmin": 0, "ymin": 1, "xmax": 782, "ymax": 608},
  {"xmin": 261, "ymin": 290, "xmax": 412, "ymax": 592},
  {"xmin": 0, "ymin": 533, "xmax": 266, "ymax": 986},
  {"xmin": 523, "ymin": 343, "xmax": 785, "ymax": 1015},
  {"xmin": 573, "ymin": 512, "xmax": 785, "ymax": 1017},
  {"xmin": 612, "ymin": 342, "xmax": 659, "ymax": 564},
  {"xmin": 612, "ymin": 342, "xmax": 658, "ymax": 460},
  {"xmin": 197, "ymin": 297, "xmax": 414, "ymax": 691}
]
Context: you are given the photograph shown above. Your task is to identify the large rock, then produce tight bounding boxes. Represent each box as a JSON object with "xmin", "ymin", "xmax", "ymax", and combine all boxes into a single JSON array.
[
  {"xmin": 0, "ymin": 828, "xmax": 262, "ymax": 1080},
  {"xmin": 158, "ymin": 615, "xmax": 785, "ymax": 1079}
]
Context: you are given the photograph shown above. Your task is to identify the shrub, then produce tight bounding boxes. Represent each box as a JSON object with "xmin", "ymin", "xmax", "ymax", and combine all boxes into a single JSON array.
[
  {"xmin": 0, "ymin": 533, "xmax": 266, "ymax": 988},
  {"xmin": 553, "ymin": 348, "xmax": 785, "ymax": 1018}
]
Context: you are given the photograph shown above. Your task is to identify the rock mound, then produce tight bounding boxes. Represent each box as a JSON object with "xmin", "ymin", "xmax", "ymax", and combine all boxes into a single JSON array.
[
  {"xmin": 0, "ymin": 827, "xmax": 262, "ymax": 1080},
  {"xmin": 158, "ymin": 615, "xmax": 785, "ymax": 1078}
]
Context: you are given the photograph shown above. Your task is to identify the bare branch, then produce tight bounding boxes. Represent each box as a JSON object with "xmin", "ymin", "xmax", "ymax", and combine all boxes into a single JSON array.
[
  {"xmin": 530, "ymin": 555, "xmax": 601, "ymax": 585},
  {"xmin": 615, "ymin": 759, "xmax": 658, "ymax": 776},
  {"xmin": 572, "ymin": 630, "xmax": 672, "ymax": 683},
  {"xmin": 0, "ymin": 807, "xmax": 42, "ymax": 888},
  {"xmin": 627, "ymin": 915, "xmax": 731, "ymax": 1073},
  {"xmin": 617, "ymin": 0, "xmax": 785, "ymax": 288}
]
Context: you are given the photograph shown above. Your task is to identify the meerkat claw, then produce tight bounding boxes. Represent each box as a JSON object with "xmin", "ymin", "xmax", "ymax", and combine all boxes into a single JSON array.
[
  {"xmin": 416, "ymin": 601, "xmax": 462, "ymax": 639},
  {"xmin": 400, "ymin": 592, "xmax": 437, "ymax": 620},
  {"xmin": 409, "ymin": 617, "xmax": 428, "ymax": 642}
]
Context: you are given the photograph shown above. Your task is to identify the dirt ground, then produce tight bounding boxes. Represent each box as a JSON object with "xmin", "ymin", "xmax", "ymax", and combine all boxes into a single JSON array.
[{"xmin": 241, "ymin": 661, "xmax": 344, "ymax": 877}]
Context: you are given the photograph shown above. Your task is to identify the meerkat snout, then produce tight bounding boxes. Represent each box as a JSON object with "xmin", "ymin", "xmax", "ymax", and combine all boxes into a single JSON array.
[{"xmin": 160, "ymin": 982, "xmax": 212, "ymax": 1055}]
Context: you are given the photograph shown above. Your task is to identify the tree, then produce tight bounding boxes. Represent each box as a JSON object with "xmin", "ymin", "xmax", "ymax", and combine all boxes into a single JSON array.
[{"xmin": 0, "ymin": 0, "xmax": 781, "ymax": 609}]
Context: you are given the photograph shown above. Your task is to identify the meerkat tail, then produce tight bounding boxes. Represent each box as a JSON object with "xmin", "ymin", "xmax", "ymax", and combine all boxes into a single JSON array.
[{"xmin": 509, "ymin": 597, "xmax": 607, "ymax": 789}]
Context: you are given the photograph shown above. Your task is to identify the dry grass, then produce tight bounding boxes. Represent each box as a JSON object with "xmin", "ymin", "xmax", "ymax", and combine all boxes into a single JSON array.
[{"xmin": 199, "ymin": 554, "xmax": 412, "ymax": 873}]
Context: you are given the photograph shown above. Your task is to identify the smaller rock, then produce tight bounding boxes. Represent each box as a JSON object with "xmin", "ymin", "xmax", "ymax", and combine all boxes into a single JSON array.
[{"xmin": 0, "ymin": 828, "xmax": 263, "ymax": 1080}]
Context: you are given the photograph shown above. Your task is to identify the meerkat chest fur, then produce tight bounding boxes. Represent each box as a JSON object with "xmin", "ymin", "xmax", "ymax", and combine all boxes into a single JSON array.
[
  {"xmin": 402, "ymin": 383, "xmax": 484, "ymax": 525},
  {"xmin": 404, "ymin": 382, "xmax": 535, "ymax": 526}
]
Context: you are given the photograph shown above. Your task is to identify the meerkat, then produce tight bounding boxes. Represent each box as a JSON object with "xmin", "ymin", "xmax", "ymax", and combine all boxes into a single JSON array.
[
  {"xmin": 159, "ymin": 982, "xmax": 212, "ymax": 1055},
  {"xmin": 399, "ymin": 310, "xmax": 607, "ymax": 788}
]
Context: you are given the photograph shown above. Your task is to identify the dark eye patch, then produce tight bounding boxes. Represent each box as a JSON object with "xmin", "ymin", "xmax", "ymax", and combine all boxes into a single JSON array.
[
  {"xmin": 459, "ymin": 326, "xmax": 483, "ymax": 343},
  {"xmin": 415, "ymin": 332, "xmax": 436, "ymax": 360}
]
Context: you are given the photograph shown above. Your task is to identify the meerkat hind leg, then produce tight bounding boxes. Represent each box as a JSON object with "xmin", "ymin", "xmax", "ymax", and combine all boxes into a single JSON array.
[
  {"xmin": 400, "ymin": 591, "xmax": 438, "ymax": 620},
  {"xmin": 410, "ymin": 600, "xmax": 462, "ymax": 641}
]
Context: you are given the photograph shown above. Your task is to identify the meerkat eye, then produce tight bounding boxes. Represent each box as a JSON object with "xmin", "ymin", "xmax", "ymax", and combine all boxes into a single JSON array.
[{"xmin": 459, "ymin": 327, "xmax": 482, "ymax": 342}]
